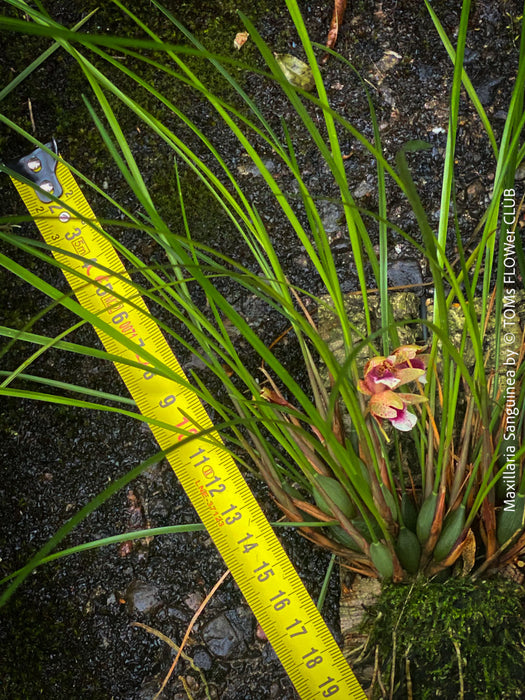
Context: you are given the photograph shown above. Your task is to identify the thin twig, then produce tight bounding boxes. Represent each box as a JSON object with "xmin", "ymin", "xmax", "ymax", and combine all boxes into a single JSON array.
[
  {"xmin": 27, "ymin": 98, "xmax": 36, "ymax": 132},
  {"xmin": 375, "ymin": 643, "xmax": 387, "ymax": 697},
  {"xmin": 131, "ymin": 622, "xmax": 212, "ymax": 700},
  {"xmin": 152, "ymin": 568, "xmax": 230, "ymax": 699},
  {"xmin": 450, "ymin": 632, "xmax": 464, "ymax": 699},
  {"xmin": 179, "ymin": 675, "xmax": 196, "ymax": 700},
  {"xmin": 389, "ymin": 580, "xmax": 416, "ymax": 698},
  {"xmin": 389, "ymin": 628, "xmax": 396, "ymax": 700},
  {"xmin": 404, "ymin": 643, "xmax": 413, "ymax": 699}
]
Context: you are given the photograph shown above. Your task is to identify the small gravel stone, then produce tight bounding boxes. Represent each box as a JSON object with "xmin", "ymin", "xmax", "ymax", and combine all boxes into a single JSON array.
[
  {"xmin": 125, "ymin": 580, "xmax": 162, "ymax": 615},
  {"xmin": 192, "ymin": 647, "xmax": 213, "ymax": 671},
  {"xmin": 318, "ymin": 201, "xmax": 344, "ymax": 234},
  {"xmin": 353, "ymin": 178, "xmax": 374, "ymax": 198},
  {"xmin": 387, "ymin": 259, "xmax": 423, "ymax": 290},
  {"xmin": 185, "ymin": 591, "xmax": 205, "ymax": 612},
  {"xmin": 225, "ymin": 606, "xmax": 254, "ymax": 643},
  {"xmin": 466, "ymin": 180, "xmax": 484, "ymax": 200},
  {"xmin": 237, "ymin": 157, "xmax": 276, "ymax": 177},
  {"xmin": 261, "ymin": 643, "xmax": 278, "ymax": 664},
  {"xmin": 202, "ymin": 613, "xmax": 247, "ymax": 658},
  {"xmin": 474, "ymin": 76, "xmax": 504, "ymax": 106},
  {"xmin": 515, "ymin": 163, "xmax": 525, "ymax": 181}
]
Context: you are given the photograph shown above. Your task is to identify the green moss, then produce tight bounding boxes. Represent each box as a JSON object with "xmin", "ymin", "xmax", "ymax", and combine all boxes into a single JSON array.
[
  {"xmin": 150, "ymin": 159, "xmax": 237, "ymax": 246},
  {"xmin": 362, "ymin": 576, "xmax": 525, "ymax": 699}
]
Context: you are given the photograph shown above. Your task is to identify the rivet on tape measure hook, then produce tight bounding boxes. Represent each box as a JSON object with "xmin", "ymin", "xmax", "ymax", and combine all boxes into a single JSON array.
[{"xmin": 8, "ymin": 142, "xmax": 367, "ymax": 700}]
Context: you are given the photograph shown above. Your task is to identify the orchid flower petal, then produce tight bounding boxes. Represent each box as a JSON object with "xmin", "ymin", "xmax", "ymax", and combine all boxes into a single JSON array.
[
  {"xmin": 391, "ymin": 408, "xmax": 418, "ymax": 431},
  {"xmin": 394, "ymin": 367, "xmax": 426, "ymax": 385},
  {"xmin": 397, "ymin": 392, "xmax": 428, "ymax": 405},
  {"xmin": 369, "ymin": 390, "xmax": 404, "ymax": 418}
]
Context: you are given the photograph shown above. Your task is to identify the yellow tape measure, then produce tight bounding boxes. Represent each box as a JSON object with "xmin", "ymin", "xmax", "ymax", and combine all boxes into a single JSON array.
[{"xmin": 9, "ymin": 142, "xmax": 366, "ymax": 700}]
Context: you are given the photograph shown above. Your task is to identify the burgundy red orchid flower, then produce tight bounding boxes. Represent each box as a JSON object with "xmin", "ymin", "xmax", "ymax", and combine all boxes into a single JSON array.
[{"xmin": 358, "ymin": 345, "xmax": 429, "ymax": 439}]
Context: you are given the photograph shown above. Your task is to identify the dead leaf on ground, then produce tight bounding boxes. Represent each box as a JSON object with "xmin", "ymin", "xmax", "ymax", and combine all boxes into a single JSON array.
[
  {"xmin": 322, "ymin": 0, "xmax": 348, "ymax": 64},
  {"xmin": 370, "ymin": 49, "xmax": 403, "ymax": 85},
  {"xmin": 118, "ymin": 488, "xmax": 150, "ymax": 557},
  {"xmin": 233, "ymin": 31, "xmax": 249, "ymax": 50},
  {"xmin": 274, "ymin": 53, "xmax": 315, "ymax": 91}
]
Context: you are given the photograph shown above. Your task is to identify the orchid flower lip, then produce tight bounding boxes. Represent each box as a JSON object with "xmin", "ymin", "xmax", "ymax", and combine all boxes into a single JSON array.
[{"xmin": 391, "ymin": 407, "xmax": 418, "ymax": 431}]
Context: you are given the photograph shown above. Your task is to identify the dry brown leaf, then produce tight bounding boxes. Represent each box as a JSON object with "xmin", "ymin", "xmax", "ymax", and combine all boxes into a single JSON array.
[
  {"xmin": 458, "ymin": 529, "xmax": 477, "ymax": 575},
  {"xmin": 233, "ymin": 31, "xmax": 249, "ymax": 50},
  {"xmin": 322, "ymin": 0, "xmax": 347, "ymax": 63},
  {"xmin": 426, "ymin": 529, "xmax": 475, "ymax": 577}
]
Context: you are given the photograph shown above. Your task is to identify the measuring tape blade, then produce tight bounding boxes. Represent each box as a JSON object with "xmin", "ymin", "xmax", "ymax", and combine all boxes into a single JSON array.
[{"xmin": 9, "ymin": 143, "xmax": 366, "ymax": 700}]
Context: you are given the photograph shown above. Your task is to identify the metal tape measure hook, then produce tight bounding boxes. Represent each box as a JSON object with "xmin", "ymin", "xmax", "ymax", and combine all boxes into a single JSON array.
[{"xmin": 9, "ymin": 139, "xmax": 62, "ymax": 203}]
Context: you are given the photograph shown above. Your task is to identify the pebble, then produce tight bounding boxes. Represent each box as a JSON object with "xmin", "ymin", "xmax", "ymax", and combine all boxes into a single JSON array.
[
  {"xmin": 167, "ymin": 606, "xmax": 190, "ymax": 622},
  {"xmin": 318, "ymin": 201, "xmax": 344, "ymax": 234},
  {"xmin": 515, "ymin": 164, "xmax": 525, "ymax": 181},
  {"xmin": 270, "ymin": 683, "xmax": 282, "ymax": 698},
  {"xmin": 261, "ymin": 643, "xmax": 278, "ymax": 663},
  {"xmin": 125, "ymin": 580, "xmax": 162, "ymax": 615},
  {"xmin": 137, "ymin": 679, "xmax": 166, "ymax": 699},
  {"xmin": 202, "ymin": 613, "xmax": 246, "ymax": 658},
  {"xmin": 353, "ymin": 178, "xmax": 374, "ymax": 199},
  {"xmin": 466, "ymin": 180, "xmax": 484, "ymax": 200},
  {"xmin": 463, "ymin": 48, "xmax": 480, "ymax": 65},
  {"xmin": 474, "ymin": 76, "xmax": 504, "ymax": 107},
  {"xmin": 237, "ymin": 158, "xmax": 276, "ymax": 177},
  {"xmin": 192, "ymin": 647, "xmax": 213, "ymax": 671},
  {"xmin": 387, "ymin": 259, "xmax": 423, "ymax": 291},
  {"xmin": 256, "ymin": 622, "xmax": 268, "ymax": 641},
  {"xmin": 185, "ymin": 591, "xmax": 205, "ymax": 612},
  {"xmin": 225, "ymin": 606, "xmax": 254, "ymax": 642}
]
